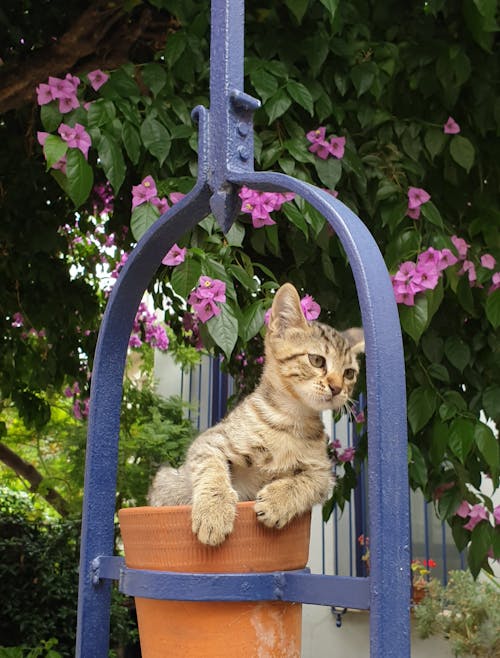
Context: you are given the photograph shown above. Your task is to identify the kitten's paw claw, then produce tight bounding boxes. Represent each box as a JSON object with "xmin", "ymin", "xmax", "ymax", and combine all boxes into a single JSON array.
[
  {"xmin": 192, "ymin": 490, "xmax": 238, "ymax": 546},
  {"xmin": 254, "ymin": 488, "xmax": 293, "ymax": 529}
]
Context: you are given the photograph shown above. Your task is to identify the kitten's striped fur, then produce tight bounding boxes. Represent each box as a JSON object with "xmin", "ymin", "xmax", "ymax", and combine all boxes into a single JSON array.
[{"xmin": 148, "ymin": 283, "xmax": 364, "ymax": 545}]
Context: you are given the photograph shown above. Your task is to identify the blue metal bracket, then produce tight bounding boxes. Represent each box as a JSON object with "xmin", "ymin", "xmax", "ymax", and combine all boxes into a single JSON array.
[{"xmin": 75, "ymin": 0, "xmax": 410, "ymax": 656}]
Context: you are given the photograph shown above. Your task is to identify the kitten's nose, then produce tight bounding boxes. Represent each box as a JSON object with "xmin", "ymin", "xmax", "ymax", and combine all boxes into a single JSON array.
[{"xmin": 329, "ymin": 384, "xmax": 342, "ymax": 396}]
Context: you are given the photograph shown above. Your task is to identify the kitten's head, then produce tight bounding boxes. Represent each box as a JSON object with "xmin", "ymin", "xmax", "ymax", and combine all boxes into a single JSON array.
[{"xmin": 264, "ymin": 283, "xmax": 364, "ymax": 413}]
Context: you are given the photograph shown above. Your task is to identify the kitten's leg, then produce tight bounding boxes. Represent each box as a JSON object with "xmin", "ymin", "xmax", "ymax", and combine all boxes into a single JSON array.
[
  {"xmin": 255, "ymin": 465, "xmax": 333, "ymax": 529},
  {"xmin": 189, "ymin": 434, "xmax": 239, "ymax": 546}
]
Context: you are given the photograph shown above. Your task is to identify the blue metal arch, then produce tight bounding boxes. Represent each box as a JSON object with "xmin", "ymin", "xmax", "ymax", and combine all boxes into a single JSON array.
[{"xmin": 75, "ymin": 0, "xmax": 410, "ymax": 656}]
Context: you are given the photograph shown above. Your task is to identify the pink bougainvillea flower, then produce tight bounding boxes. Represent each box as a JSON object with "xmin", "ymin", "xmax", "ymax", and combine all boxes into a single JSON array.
[
  {"xmin": 162, "ymin": 243, "xmax": 186, "ymax": 266},
  {"xmin": 455, "ymin": 500, "xmax": 471, "ymax": 518},
  {"xmin": 169, "ymin": 192, "xmax": 186, "ymax": 204},
  {"xmin": 65, "ymin": 73, "xmax": 80, "ymax": 91},
  {"xmin": 338, "ymin": 446, "xmax": 356, "ymax": 463},
  {"xmin": 494, "ymin": 505, "xmax": 500, "ymax": 526},
  {"xmin": 414, "ymin": 264, "xmax": 440, "ymax": 291},
  {"xmin": 196, "ymin": 276, "xmax": 226, "ymax": 302},
  {"xmin": 152, "ymin": 196, "xmax": 170, "ymax": 215},
  {"xmin": 459, "ymin": 259, "xmax": 477, "ymax": 284},
  {"xmin": 300, "ymin": 294, "xmax": 321, "ymax": 320},
  {"xmin": 194, "ymin": 298, "xmax": 221, "ymax": 323},
  {"xmin": 407, "ymin": 205, "xmax": 421, "ymax": 220},
  {"xmin": 462, "ymin": 504, "xmax": 489, "ymax": 531},
  {"xmin": 329, "ymin": 135, "xmax": 346, "ymax": 159},
  {"xmin": 407, "ymin": 187, "xmax": 431, "ymax": 210},
  {"xmin": 437, "ymin": 248, "xmax": 459, "ymax": 270},
  {"xmin": 306, "ymin": 126, "xmax": 331, "ymax": 159},
  {"xmin": 37, "ymin": 131, "xmax": 50, "ymax": 147},
  {"xmin": 36, "ymin": 83, "xmax": 54, "ymax": 106},
  {"xmin": 58, "ymin": 123, "xmax": 92, "ymax": 159},
  {"xmin": 451, "ymin": 235, "xmax": 469, "ymax": 259},
  {"xmin": 131, "ymin": 176, "xmax": 157, "ymax": 209},
  {"xmin": 11, "ymin": 312, "xmax": 24, "ymax": 327},
  {"xmin": 417, "ymin": 247, "xmax": 441, "ymax": 269},
  {"xmin": 481, "ymin": 254, "xmax": 496, "ymax": 270},
  {"xmin": 239, "ymin": 186, "xmax": 276, "ymax": 228},
  {"xmin": 57, "ymin": 94, "xmax": 80, "ymax": 114},
  {"xmin": 87, "ymin": 69, "xmax": 109, "ymax": 91},
  {"xmin": 48, "ymin": 76, "xmax": 75, "ymax": 99},
  {"xmin": 489, "ymin": 272, "xmax": 500, "ymax": 294},
  {"xmin": 443, "ymin": 116, "xmax": 460, "ymax": 134},
  {"xmin": 52, "ymin": 155, "xmax": 67, "ymax": 174}
]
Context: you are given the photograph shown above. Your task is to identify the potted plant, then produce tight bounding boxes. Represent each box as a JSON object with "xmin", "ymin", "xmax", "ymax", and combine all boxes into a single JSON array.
[
  {"xmin": 411, "ymin": 558, "xmax": 437, "ymax": 604},
  {"xmin": 414, "ymin": 569, "xmax": 500, "ymax": 657}
]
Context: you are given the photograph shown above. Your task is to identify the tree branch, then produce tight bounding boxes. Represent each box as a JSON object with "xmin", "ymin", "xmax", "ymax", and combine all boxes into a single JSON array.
[
  {"xmin": 0, "ymin": 1, "xmax": 168, "ymax": 113},
  {"xmin": 0, "ymin": 441, "xmax": 69, "ymax": 517}
]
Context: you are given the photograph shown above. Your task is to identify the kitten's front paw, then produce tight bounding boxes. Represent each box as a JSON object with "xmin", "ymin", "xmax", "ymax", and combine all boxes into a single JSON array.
[
  {"xmin": 254, "ymin": 484, "xmax": 295, "ymax": 529},
  {"xmin": 192, "ymin": 489, "xmax": 238, "ymax": 546}
]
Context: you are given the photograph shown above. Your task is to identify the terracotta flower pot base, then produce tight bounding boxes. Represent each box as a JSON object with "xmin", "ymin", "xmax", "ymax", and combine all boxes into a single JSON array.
[{"xmin": 119, "ymin": 501, "xmax": 311, "ymax": 658}]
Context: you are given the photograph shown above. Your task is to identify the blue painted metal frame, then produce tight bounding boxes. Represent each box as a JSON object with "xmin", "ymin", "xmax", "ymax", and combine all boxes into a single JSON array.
[{"xmin": 75, "ymin": 0, "xmax": 410, "ymax": 656}]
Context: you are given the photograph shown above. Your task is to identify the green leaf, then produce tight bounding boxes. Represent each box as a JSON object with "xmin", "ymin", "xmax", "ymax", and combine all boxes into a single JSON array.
[
  {"xmin": 422, "ymin": 332, "xmax": 444, "ymax": 363},
  {"xmin": 206, "ymin": 303, "xmax": 238, "ymax": 359},
  {"xmin": 285, "ymin": 0, "xmax": 309, "ymax": 22},
  {"xmin": 227, "ymin": 264, "xmax": 258, "ymax": 292},
  {"xmin": 482, "ymin": 386, "xmax": 500, "ymax": 420},
  {"xmin": 437, "ymin": 488, "xmax": 462, "ymax": 521},
  {"xmin": 250, "ymin": 68, "xmax": 278, "ymax": 103},
  {"xmin": 130, "ymin": 202, "xmax": 160, "ymax": 242},
  {"xmin": 142, "ymin": 62, "xmax": 167, "ymax": 97},
  {"xmin": 97, "ymin": 132, "xmax": 126, "ymax": 194},
  {"xmin": 449, "ymin": 418, "xmax": 475, "ymax": 462},
  {"xmin": 427, "ymin": 363, "xmax": 450, "ymax": 383},
  {"xmin": 40, "ymin": 102, "xmax": 61, "ymax": 132},
  {"xmin": 170, "ymin": 258, "xmax": 202, "ymax": 299},
  {"xmin": 474, "ymin": 422, "xmax": 499, "ymax": 470},
  {"xmin": 140, "ymin": 116, "xmax": 171, "ymax": 165},
  {"xmin": 65, "ymin": 149, "xmax": 93, "ymax": 207},
  {"xmin": 43, "ymin": 135, "xmax": 67, "ymax": 169},
  {"xmin": 286, "ymin": 80, "xmax": 314, "ymax": 115},
  {"xmin": 444, "ymin": 335, "xmax": 471, "ymax": 372},
  {"xmin": 314, "ymin": 157, "xmax": 342, "ymax": 189},
  {"xmin": 350, "ymin": 63, "xmax": 376, "ymax": 97},
  {"xmin": 408, "ymin": 443, "xmax": 428, "ymax": 488},
  {"xmin": 319, "ymin": 0, "xmax": 339, "ymax": 18},
  {"xmin": 87, "ymin": 100, "xmax": 117, "ymax": 128},
  {"xmin": 122, "ymin": 121, "xmax": 142, "ymax": 165},
  {"xmin": 408, "ymin": 386, "xmax": 436, "ymax": 434},
  {"xmin": 399, "ymin": 295, "xmax": 428, "ymax": 343},
  {"xmin": 424, "ymin": 127, "xmax": 446, "ymax": 160},
  {"xmin": 468, "ymin": 522, "xmax": 492, "ymax": 578},
  {"xmin": 165, "ymin": 31, "xmax": 187, "ymax": 67},
  {"xmin": 224, "ymin": 222, "xmax": 245, "ymax": 247},
  {"xmin": 429, "ymin": 420, "xmax": 449, "ymax": 465},
  {"xmin": 264, "ymin": 88, "xmax": 292, "ymax": 124},
  {"xmin": 283, "ymin": 203, "xmax": 309, "ymax": 238},
  {"xmin": 485, "ymin": 289, "xmax": 500, "ymax": 328},
  {"xmin": 420, "ymin": 201, "xmax": 444, "ymax": 228},
  {"xmin": 449, "ymin": 135, "xmax": 475, "ymax": 172},
  {"xmin": 240, "ymin": 300, "xmax": 265, "ymax": 342}
]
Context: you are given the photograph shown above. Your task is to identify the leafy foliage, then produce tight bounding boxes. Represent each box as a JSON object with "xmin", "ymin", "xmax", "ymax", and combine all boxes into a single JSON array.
[{"xmin": 1, "ymin": 0, "xmax": 499, "ymax": 574}]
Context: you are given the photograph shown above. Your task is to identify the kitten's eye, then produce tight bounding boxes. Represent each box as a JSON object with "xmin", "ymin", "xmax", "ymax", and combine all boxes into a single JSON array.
[
  {"xmin": 308, "ymin": 354, "xmax": 326, "ymax": 368},
  {"xmin": 344, "ymin": 368, "xmax": 356, "ymax": 380}
]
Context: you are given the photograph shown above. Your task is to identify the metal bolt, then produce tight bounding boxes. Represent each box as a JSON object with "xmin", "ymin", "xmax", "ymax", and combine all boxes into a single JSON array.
[{"xmin": 238, "ymin": 146, "xmax": 249, "ymax": 161}]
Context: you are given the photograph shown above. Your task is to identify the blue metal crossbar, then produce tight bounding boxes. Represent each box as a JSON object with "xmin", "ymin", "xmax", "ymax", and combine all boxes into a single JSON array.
[{"xmin": 75, "ymin": 0, "xmax": 410, "ymax": 656}]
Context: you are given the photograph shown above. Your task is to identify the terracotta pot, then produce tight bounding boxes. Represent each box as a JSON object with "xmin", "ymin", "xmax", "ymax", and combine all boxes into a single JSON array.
[{"xmin": 119, "ymin": 501, "xmax": 311, "ymax": 658}]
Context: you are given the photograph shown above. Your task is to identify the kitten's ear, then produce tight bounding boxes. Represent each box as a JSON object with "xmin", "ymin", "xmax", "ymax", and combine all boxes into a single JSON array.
[
  {"xmin": 342, "ymin": 327, "xmax": 365, "ymax": 355},
  {"xmin": 268, "ymin": 283, "xmax": 307, "ymax": 334}
]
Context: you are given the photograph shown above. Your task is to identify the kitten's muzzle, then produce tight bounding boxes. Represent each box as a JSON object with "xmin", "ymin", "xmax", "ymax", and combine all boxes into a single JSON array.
[{"xmin": 328, "ymin": 384, "xmax": 342, "ymax": 396}]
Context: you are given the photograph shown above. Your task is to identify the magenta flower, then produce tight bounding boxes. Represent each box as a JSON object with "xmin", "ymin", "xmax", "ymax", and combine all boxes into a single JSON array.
[
  {"xmin": 456, "ymin": 500, "xmax": 471, "ymax": 518},
  {"xmin": 459, "ymin": 259, "xmax": 477, "ymax": 284},
  {"xmin": 407, "ymin": 187, "xmax": 431, "ymax": 210},
  {"xmin": 48, "ymin": 76, "xmax": 76, "ymax": 99},
  {"xmin": 300, "ymin": 294, "xmax": 321, "ymax": 320},
  {"xmin": 438, "ymin": 248, "xmax": 459, "ymax": 270},
  {"xmin": 451, "ymin": 235, "xmax": 469, "ymax": 259},
  {"xmin": 132, "ymin": 176, "xmax": 157, "ymax": 209},
  {"xmin": 481, "ymin": 254, "xmax": 496, "ymax": 270},
  {"xmin": 162, "ymin": 243, "xmax": 186, "ymax": 266},
  {"xmin": 444, "ymin": 117, "xmax": 460, "ymax": 134},
  {"xmin": 494, "ymin": 505, "xmax": 500, "ymax": 526},
  {"xmin": 489, "ymin": 272, "xmax": 500, "ymax": 294},
  {"xmin": 11, "ymin": 312, "xmax": 24, "ymax": 328},
  {"xmin": 462, "ymin": 504, "xmax": 489, "ymax": 531},
  {"xmin": 306, "ymin": 127, "xmax": 331, "ymax": 159},
  {"xmin": 170, "ymin": 192, "xmax": 186, "ymax": 205},
  {"xmin": 36, "ymin": 83, "xmax": 54, "ymax": 106},
  {"xmin": 338, "ymin": 446, "xmax": 356, "ymax": 463},
  {"xmin": 239, "ymin": 187, "xmax": 276, "ymax": 228},
  {"xmin": 152, "ymin": 196, "xmax": 170, "ymax": 214},
  {"xmin": 87, "ymin": 69, "xmax": 109, "ymax": 91},
  {"xmin": 58, "ymin": 123, "xmax": 92, "ymax": 159},
  {"xmin": 188, "ymin": 276, "xmax": 227, "ymax": 323},
  {"xmin": 329, "ymin": 136, "xmax": 346, "ymax": 159}
]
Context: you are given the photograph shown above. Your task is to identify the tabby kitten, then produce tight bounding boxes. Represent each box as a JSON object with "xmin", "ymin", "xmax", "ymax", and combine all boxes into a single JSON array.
[{"xmin": 148, "ymin": 283, "xmax": 364, "ymax": 546}]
